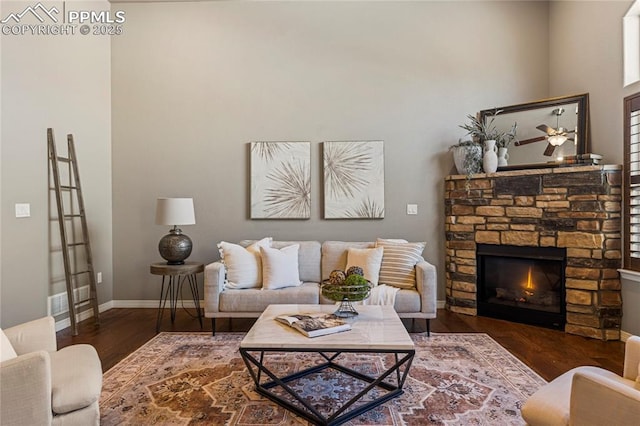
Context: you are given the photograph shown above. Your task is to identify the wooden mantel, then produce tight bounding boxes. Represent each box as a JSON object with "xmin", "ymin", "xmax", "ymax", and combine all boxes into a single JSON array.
[{"xmin": 444, "ymin": 165, "xmax": 623, "ymax": 340}]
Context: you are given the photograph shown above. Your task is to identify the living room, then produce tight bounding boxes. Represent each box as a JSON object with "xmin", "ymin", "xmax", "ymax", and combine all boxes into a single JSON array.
[{"xmin": 2, "ymin": 0, "xmax": 640, "ymax": 424}]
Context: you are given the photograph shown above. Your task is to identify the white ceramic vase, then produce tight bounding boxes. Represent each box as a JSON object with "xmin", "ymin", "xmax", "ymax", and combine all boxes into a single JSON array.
[
  {"xmin": 483, "ymin": 140, "xmax": 498, "ymax": 173},
  {"xmin": 498, "ymin": 147, "xmax": 509, "ymax": 167}
]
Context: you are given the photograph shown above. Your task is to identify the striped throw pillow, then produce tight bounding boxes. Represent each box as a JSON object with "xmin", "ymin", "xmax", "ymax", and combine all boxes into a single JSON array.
[{"xmin": 375, "ymin": 239, "xmax": 425, "ymax": 289}]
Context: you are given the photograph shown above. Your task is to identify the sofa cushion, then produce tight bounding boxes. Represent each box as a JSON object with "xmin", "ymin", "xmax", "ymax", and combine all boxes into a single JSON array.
[
  {"xmin": 219, "ymin": 282, "xmax": 320, "ymax": 312},
  {"xmin": 0, "ymin": 328, "xmax": 17, "ymax": 361},
  {"xmin": 261, "ymin": 244, "xmax": 302, "ymax": 290},
  {"xmin": 346, "ymin": 247, "xmax": 384, "ymax": 286},
  {"xmin": 49, "ymin": 344, "xmax": 102, "ymax": 414},
  {"xmin": 321, "ymin": 241, "xmax": 374, "ymax": 279},
  {"xmin": 242, "ymin": 240, "xmax": 321, "ymax": 283},
  {"xmin": 375, "ymin": 239, "xmax": 425, "ymax": 289},
  {"xmin": 218, "ymin": 237, "xmax": 272, "ymax": 289}
]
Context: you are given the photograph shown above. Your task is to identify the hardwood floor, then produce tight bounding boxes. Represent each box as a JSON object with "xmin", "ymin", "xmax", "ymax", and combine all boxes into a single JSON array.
[{"xmin": 57, "ymin": 308, "xmax": 626, "ymax": 382}]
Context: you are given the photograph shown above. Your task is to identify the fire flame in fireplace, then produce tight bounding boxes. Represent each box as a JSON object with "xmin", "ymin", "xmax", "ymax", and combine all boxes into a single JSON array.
[{"xmin": 524, "ymin": 266, "xmax": 534, "ymax": 297}]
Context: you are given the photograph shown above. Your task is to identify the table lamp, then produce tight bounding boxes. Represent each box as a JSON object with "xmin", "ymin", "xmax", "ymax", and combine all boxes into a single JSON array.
[{"xmin": 155, "ymin": 197, "xmax": 196, "ymax": 264}]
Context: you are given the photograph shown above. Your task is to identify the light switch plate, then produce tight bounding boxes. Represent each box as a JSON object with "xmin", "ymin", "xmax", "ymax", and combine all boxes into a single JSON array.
[
  {"xmin": 15, "ymin": 203, "xmax": 31, "ymax": 218},
  {"xmin": 407, "ymin": 204, "xmax": 418, "ymax": 215}
]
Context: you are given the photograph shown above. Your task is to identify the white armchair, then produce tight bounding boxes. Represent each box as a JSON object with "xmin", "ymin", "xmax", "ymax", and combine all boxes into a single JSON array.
[
  {"xmin": 522, "ymin": 335, "xmax": 640, "ymax": 425},
  {"xmin": 0, "ymin": 316, "xmax": 102, "ymax": 425}
]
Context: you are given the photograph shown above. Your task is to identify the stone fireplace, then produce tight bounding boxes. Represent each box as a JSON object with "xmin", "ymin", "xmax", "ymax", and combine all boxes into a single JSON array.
[{"xmin": 445, "ymin": 165, "xmax": 622, "ymax": 340}]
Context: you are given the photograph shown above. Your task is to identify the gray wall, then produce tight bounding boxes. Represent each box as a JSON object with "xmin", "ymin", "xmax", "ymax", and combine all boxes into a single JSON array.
[
  {"xmin": 0, "ymin": 1, "xmax": 113, "ymax": 327},
  {"xmin": 111, "ymin": 0, "xmax": 549, "ymax": 302}
]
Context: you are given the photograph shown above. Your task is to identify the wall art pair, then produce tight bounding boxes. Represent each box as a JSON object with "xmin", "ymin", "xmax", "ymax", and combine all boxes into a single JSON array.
[{"xmin": 250, "ymin": 141, "xmax": 385, "ymax": 220}]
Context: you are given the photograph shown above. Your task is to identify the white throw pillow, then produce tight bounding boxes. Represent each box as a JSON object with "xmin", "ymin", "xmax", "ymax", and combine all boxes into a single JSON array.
[
  {"xmin": 260, "ymin": 244, "xmax": 302, "ymax": 290},
  {"xmin": 346, "ymin": 247, "xmax": 384, "ymax": 286},
  {"xmin": 375, "ymin": 239, "xmax": 426, "ymax": 289},
  {"xmin": 218, "ymin": 237, "xmax": 272, "ymax": 289},
  {"xmin": 1, "ymin": 328, "xmax": 17, "ymax": 362}
]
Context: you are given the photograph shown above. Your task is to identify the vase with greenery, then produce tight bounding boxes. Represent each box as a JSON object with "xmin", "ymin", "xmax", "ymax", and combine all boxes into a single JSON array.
[
  {"xmin": 450, "ymin": 111, "xmax": 517, "ymax": 190},
  {"xmin": 449, "ymin": 139, "xmax": 483, "ymax": 176},
  {"xmin": 459, "ymin": 110, "xmax": 518, "ymax": 149}
]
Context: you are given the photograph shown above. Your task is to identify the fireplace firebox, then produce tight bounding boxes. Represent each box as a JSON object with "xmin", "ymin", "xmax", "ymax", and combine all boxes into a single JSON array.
[{"xmin": 477, "ymin": 244, "xmax": 566, "ymax": 330}]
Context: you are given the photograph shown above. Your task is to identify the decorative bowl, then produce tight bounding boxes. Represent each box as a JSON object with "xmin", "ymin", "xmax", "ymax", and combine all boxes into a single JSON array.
[{"xmin": 321, "ymin": 280, "xmax": 372, "ymax": 317}]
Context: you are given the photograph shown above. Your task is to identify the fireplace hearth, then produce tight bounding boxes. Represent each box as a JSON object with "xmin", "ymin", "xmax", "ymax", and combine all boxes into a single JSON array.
[{"xmin": 477, "ymin": 244, "xmax": 566, "ymax": 329}]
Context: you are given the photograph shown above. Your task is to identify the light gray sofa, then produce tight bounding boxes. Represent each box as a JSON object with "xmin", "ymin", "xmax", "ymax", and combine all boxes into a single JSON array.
[{"xmin": 204, "ymin": 240, "xmax": 437, "ymax": 335}]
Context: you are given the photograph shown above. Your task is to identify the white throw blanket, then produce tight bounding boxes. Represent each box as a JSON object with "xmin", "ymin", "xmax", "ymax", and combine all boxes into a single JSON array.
[{"xmin": 362, "ymin": 284, "xmax": 400, "ymax": 306}]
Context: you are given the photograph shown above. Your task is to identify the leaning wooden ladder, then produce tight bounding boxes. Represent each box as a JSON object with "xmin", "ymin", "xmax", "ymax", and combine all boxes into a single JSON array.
[{"xmin": 48, "ymin": 128, "xmax": 100, "ymax": 335}]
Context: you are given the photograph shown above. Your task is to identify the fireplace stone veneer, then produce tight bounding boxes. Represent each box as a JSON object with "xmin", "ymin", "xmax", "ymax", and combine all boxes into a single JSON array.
[{"xmin": 445, "ymin": 165, "xmax": 622, "ymax": 340}]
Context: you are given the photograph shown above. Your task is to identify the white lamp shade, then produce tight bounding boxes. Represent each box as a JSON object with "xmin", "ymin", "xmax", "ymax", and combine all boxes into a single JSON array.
[{"xmin": 155, "ymin": 198, "xmax": 196, "ymax": 226}]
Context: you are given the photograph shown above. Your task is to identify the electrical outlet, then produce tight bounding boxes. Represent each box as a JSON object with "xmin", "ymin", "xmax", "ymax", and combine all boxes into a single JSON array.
[
  {"xmin": 96, "ymin": 272, "xmax": 102, "ymax": 284},
  {"xmin": 406, "ymin": 204, "xmax": 418, "ymax": 215}
]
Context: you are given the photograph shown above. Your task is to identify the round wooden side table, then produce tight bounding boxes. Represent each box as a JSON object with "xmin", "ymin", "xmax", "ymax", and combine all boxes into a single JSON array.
[{"xmin": 150, "ymin": 261, "xmax": 204, "ymax": 333}]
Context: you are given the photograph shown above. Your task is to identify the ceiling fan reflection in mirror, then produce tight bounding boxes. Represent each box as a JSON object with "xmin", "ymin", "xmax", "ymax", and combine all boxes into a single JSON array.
[{"xmin": 516, "ymin": 107, "xmax": 576, "ymax": 156}]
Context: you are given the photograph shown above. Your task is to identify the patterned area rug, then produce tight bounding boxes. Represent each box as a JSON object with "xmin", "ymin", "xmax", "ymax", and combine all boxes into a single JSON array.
[{"xmin": 100, "ymin": 333, "xmax": 545, "ymax": 425}]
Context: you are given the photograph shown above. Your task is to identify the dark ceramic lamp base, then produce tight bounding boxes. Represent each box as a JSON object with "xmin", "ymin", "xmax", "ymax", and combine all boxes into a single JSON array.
[{"xmin": 158, "ymin": 227, "xmax": 192, "ymax": 265}]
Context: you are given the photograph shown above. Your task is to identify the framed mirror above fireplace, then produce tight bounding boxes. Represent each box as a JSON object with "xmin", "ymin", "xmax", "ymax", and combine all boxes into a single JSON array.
[
  {"xmin": 476, "ymin": 244, "xmax": 567, "ymax": 330},
  {"xmin": 479, "ymin": 93, "xmax": 590, "ymax": 170}
]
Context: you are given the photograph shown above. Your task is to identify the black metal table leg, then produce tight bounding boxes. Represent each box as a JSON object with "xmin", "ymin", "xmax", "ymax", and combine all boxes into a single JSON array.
[
  {"xmin": 155, "ymin": 276, "xmax": 168, "ymax": 333},
  {"xmin": 186, "ymin": 273, "xmax": 203, "ymax": 329},
  {"xmin": 240, "ymin": 347, "xmax": 415, "ymax": 426},
  {"xmin": 150, "ymin": 262, "xmax": 205, "ymax": 333}
]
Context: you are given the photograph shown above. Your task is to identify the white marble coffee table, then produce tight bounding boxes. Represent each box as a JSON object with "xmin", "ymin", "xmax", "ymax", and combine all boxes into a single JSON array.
[{"xmin": 239, "ymin": 304, "xmax": 415, "ymax": 425}]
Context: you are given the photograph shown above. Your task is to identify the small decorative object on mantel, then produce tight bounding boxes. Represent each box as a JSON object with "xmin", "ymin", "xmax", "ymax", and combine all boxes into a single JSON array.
[
  {"xmin": 497, "ymin": 146, "xmax": 509, "ymax": 167},
  {"xmin": 483, "ymin": 139, "xmax": 498, "ymax": 173},
  {"xmin": 449, "ymin": 139, "xmax": 483, "ymax": 193},
  {"xmin": 458, "ymin": 110, "xmax": 518, "ymax": 171},
  {"xmin": 551, "ymin": 153, "xmax": 602, "ymax": 166},
  {"xmin": 322, "ymin": 267, "xmax": 372, "ymax": 317},
  {"xmin": 449, "ymin": 139, "xmax": 483, "ymax": 176}
]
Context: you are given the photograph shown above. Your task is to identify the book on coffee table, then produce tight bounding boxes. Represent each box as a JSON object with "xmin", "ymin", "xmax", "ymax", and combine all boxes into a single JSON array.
[{"xmin": 275, "ymin": 313, "xmax": 351, "ymax": 338}]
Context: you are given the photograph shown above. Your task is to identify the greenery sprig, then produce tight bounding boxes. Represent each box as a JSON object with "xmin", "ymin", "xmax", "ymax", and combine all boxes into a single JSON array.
[{"xmin": 459, "ymin": 109, "xmax": 518, "ymax": 149}]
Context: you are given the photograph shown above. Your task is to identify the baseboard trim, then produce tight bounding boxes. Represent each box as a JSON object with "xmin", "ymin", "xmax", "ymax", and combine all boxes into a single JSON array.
[
  {"xmin": 54, "ymin": 300, "xmax": 114, "ymax": 332},
  {"xmin": 112, "ymin": 300, "xmax": 162, "ymax": 309}
]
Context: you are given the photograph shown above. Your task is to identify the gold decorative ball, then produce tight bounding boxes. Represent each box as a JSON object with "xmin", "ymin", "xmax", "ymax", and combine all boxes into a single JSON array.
[{"xmin": 329, "ymin": 270, "xmax": 346, "ymax": 285}]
